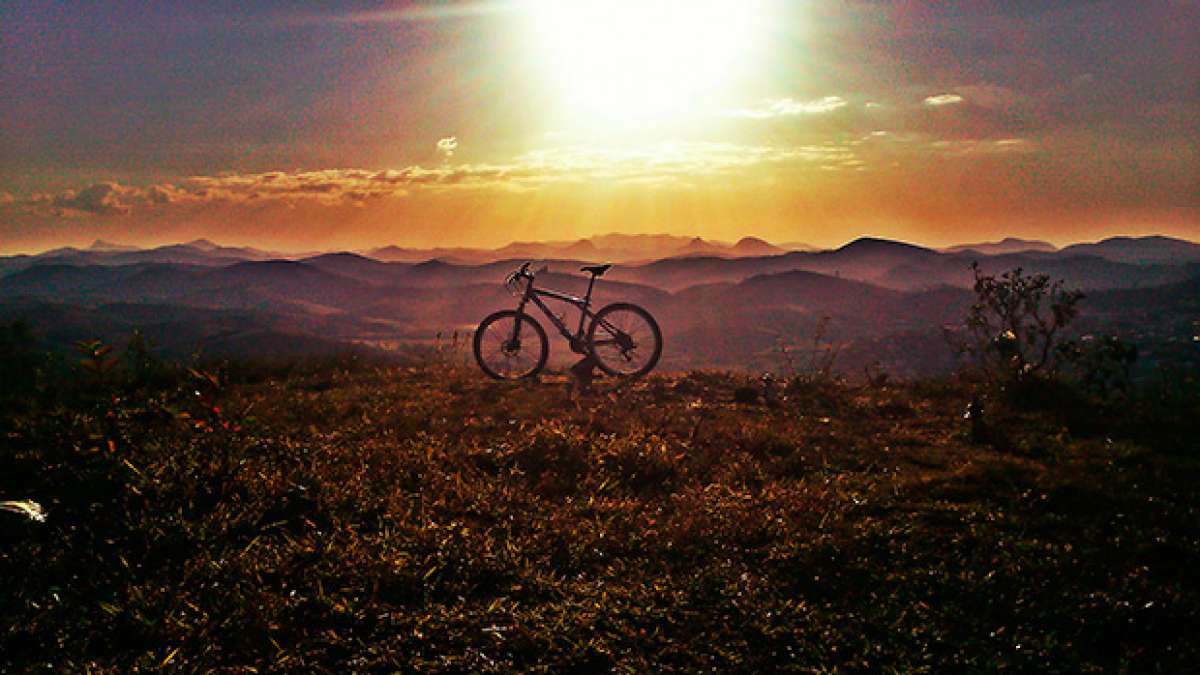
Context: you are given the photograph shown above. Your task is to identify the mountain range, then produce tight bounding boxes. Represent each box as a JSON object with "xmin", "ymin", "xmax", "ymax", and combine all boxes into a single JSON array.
[
  {"xmin": 941, "ymin": 237, "xmax": 1058, "ymax": 255},
  {"xmin": 2, "ymin": 234, "xmax": 1198, "ymax": 377},
  {"xmin": 362, "ymin": 234, "xmax": 796, "ymax": 264}
]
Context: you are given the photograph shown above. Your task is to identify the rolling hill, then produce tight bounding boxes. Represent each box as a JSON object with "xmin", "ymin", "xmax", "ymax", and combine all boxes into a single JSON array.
[
  {"xmin": 1059, "ymin": 235, "xmax": 1200, "ymax": 265},
  {"xmin": 3, "ymin": 234, "xmax": 1197, "ymax": 377},
  {"xmin": 943, "ymin": 237, "xmax": 1057, "ymax": 255}
]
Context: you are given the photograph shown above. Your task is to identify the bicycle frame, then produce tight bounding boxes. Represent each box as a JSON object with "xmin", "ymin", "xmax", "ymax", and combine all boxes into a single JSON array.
[{"xmin": 511, "ymin": 272, "xmax": 605, "ymax": 354}]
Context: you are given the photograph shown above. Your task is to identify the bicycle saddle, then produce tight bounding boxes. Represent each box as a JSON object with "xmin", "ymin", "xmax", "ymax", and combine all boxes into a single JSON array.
[{"xmin": 580, "ymin": 263, "xmax": 613, "ymax": 277}]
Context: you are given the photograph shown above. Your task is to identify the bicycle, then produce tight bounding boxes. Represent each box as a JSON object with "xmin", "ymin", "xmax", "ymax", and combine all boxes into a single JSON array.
[{"xmin": 473, "ymin": 262, "xmax": 663, "ymax": 380}]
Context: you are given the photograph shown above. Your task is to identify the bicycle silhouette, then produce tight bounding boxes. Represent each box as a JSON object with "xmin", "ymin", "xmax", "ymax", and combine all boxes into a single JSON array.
[{"xmin": 473, "ymin": 262, "xmax": 662, "ymax": 379}]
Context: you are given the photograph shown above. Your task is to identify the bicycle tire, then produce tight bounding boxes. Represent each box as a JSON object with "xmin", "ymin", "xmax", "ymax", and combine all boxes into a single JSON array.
[
  {"xmin": 586, "ymin": 302, "xmax": 662, "ymax": 378},
  {"xmin": 473, "ymin": 310, "xmax": 549, "ymax": 380}
]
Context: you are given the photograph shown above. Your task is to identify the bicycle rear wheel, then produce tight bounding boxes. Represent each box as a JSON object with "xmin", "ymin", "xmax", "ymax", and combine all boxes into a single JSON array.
[
  {"xmin": 587, "ymin": 302, "xmax": 662, "ymax": 377},
  {"xmin": 473, "ymin": 310, "xmax": 549, "ymax": 380}
]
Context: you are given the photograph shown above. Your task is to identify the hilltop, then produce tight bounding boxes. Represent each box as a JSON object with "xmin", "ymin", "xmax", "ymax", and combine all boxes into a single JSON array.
[{"xmin": 2, "ymin": 361, "xmax": 1197, "ymax": 670}]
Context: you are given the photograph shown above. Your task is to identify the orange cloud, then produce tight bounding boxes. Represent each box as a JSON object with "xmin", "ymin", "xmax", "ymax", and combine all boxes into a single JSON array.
[{"xmin": 8, "ymin": 140, "xmax": 877, "ymax": 220}]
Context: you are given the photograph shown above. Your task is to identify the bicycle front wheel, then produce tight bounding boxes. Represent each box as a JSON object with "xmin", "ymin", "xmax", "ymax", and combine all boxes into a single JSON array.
[
  {"xmin": 473, "ymin": 310, "xmax": 549, "ymax": 380},
  {"xmin": 587, "ymin": 302, "xmax": 662, "ymax": 378}
]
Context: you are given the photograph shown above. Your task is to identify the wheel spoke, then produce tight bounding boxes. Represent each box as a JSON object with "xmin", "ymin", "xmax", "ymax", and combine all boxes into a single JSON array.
[
  {"xmin": 590, "ymin": 306, "xmax": 659, "ymax": 376},
  {"xmin": 477, "ymin": 314, "xmax": 544, "ymax": 379}
]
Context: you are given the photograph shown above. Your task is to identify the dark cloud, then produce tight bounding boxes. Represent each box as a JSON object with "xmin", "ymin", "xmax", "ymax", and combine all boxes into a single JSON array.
[{"xmin": 51, "ymin": 183, "xmax": 134, "ymax": 215}]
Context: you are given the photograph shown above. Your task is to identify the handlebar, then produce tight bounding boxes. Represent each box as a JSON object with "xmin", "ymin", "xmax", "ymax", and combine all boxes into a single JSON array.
[
  {"xmin": 507, "ymin": 261, "xmax": 533, "ymax": 282},
  {"xmin": 504, "ymin": 261, "xmax": 535, "ymax": 293}
]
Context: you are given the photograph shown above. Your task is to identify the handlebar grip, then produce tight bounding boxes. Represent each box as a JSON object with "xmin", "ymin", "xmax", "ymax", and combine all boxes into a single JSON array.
[{"xmin": 505, "ymin": 262, "xmax": 533, "ymax": 287}]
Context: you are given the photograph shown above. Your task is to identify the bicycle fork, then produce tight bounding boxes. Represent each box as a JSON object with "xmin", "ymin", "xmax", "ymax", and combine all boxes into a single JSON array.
[{"xmin": 506, "ymin": 291, "xmax": 531, "ymax": 350}]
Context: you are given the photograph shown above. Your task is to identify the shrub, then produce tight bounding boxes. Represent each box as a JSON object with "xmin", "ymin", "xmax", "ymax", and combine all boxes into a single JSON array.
[
  {"xmin": 1057, "ymin": 335, "xmax": 1138, "ymax": 403},
  {"xmin": 953, "ymin": 264, "xmax": 1083, "ymax": 387},
  {"xmin": 777, "ymin": 315, "xmax": 842, "ymax": 384}
]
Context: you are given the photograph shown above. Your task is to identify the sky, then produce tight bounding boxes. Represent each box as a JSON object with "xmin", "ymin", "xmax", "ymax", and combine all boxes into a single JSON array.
[{"xmin": 1, "ymin": 0, "xmax": 1198, "ymax": 254}]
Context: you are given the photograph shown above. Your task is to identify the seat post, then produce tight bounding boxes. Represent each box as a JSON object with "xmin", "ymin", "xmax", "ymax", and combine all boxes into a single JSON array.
[{"xmin": 584, "ymin": 272, "xmax": 597, "ymax": 305}]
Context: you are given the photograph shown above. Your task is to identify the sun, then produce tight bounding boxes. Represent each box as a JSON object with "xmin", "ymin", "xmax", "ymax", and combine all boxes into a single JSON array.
[{"xmin": 526, "ymin": 0, "xmax": 766, "ymax": 129}]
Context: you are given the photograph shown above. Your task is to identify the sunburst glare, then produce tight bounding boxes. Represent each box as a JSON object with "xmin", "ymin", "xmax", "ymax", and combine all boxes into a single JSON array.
[{"xmin": 525, "ymin": 0, "xmax": 769, "ymax": 129}]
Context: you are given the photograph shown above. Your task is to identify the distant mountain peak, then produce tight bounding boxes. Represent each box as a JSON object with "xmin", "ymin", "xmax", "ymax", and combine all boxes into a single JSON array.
[
  {"xmin": 367, "ymin": 245, "xmax": 411, "ymax": 257},
  {"xmin": 308, "ymin": 251, "xmax": 373, "ymax": 262},
  {"xmin": 414, "ymin": 258, "xmax": 450, "ymax": 269},
  {"xmin": 731, "ymin": 236, "xmax": 784, "ymax": 256},
  {"xmin": 943, "ymin": 237, "xmax": 1057, "ymax": 255},
  {"xmin": 185, "ymin": 238, "xmax": 220, "ymax": 251},
  {"xmin": 89, "ymin": 239, "xmax": 139, "ymax": 252},
  {"xmin": 677, "ymin": 237, "xmax": 722, "ymax": 253},
  {"xmin": 560, "ymin": 239, "xmax": 599, "ymax": 255},
  {"xmin": 839, "ymin": 237, "xmax": 932, "ymax": 253}
]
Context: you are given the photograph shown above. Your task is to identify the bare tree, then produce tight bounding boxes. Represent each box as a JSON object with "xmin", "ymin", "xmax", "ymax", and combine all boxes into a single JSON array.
[{"xmin": 957, "ymin": 263, "xmax": 1084, "ymax": 385}]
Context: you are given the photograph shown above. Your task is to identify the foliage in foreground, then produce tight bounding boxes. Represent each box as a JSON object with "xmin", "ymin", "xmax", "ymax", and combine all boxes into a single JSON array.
[{"xmin": 1, "ymin": 351, "xmax": 1199, "ymax": 671}]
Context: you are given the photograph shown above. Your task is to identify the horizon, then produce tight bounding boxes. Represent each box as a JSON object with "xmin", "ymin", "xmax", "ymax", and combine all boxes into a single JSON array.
[
  {"xmin": 6, "ymin": 230, "xmax": 1200, "ymax": 259},
  {"xmin": 2, "ymin": 2, "xmax": 1197, "ymax": 254}
]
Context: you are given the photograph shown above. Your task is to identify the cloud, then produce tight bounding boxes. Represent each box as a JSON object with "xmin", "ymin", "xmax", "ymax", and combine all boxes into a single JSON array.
[
  {"xmin": 187, "ymin": 140, "xmax": 862, "ymax": 196},
  {"xmin": 924, "ymin": 93, "xmax": 965, "ymax": 107},
  {"xmin": 9, "ymin": 166, "xmax": 525, "ymax": 218},
  {"xmin": 3, "ymin": 139, "xmax": 881, "ymax": 220},
  {"xmin": 952, "ymin": 84, "xmax": 1026, "ymax": 110},
  {"xmin": 904, "ymin": 85, "xmax": 1040, "ymax": 141},
  {"xmin": 436, "ymin": 136, "xmax": 459, "ymax": 159},
  {"xmin": 727, "ymin": 96, "xmax": 849, "ymax": 118},
  {"xmin": 315, "ymin": 1, "xmax": 511, "ymax": 25},
  {"xmin": 51, "ymin": 183, "xmax": 138, "ymax": 215},
  {"xmin": 272, "ymin": 1, "xmax": 515, "ymax": 30},
  {"xmin": 185, "ymin": 169, "xmax": 411, "ymax": 206},
  {"xmin": 927, "ymin": 138, "xmax": 1037, "ymax": 156},
  {"xmin": 7, "ymin": 182, "xmax": 198, "ymax": 217},
  {"xmin": 146, "ymin": 184, "xmax": 182, "ymax": 204},
  {"xmin": 515, "ymin": 141, "xmax": 856, "ymax": 184}
]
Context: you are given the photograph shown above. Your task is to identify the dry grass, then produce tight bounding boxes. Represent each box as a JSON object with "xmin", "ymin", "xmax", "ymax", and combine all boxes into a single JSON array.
[{"xmin": 1, "ymin": 362, "xmax": 1198, "ymax": 671}]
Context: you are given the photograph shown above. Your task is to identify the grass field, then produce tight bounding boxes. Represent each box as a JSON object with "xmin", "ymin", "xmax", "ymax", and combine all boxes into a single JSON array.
[{"xmin": 2, "ymin": 359, "xmax": 1198, "ymax": 671}]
